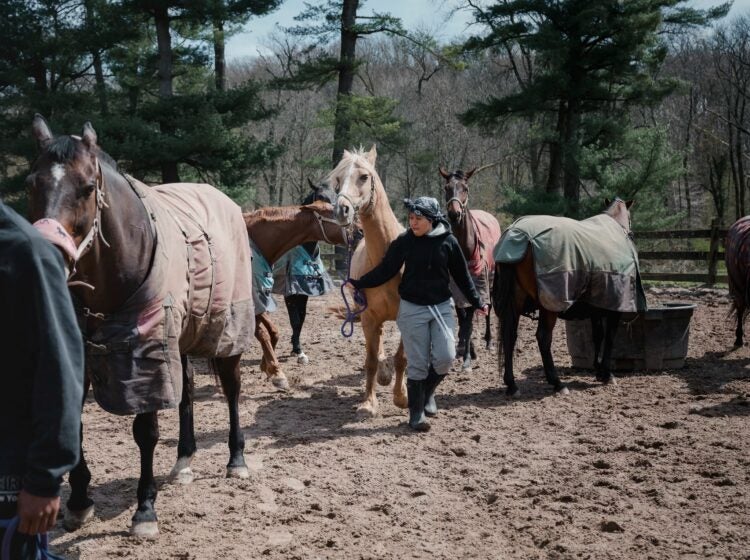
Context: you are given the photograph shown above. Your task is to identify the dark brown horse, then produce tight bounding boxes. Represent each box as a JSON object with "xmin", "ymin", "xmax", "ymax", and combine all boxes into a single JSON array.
[
  {"xmin": 440, "ymin": 167, "xmax": 501, "ymax": 370},
  {"xmin": 492, "ymin": 199, "xmax": 639, "ymax": 397},
  {"xmin": 245, "ymin": 187, "xmax": 346, "ymax": 389},
  {"xmin": 27, "ymin": 116, "xmax": 253, "ymax": 538},
  {"xmin": 725, "ymin": 216, "xmax": 750, "ymax": 347}
]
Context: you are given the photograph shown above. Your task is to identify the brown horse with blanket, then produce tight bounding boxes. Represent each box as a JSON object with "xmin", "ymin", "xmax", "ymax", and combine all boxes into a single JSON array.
[
  {"xmin": 492, "ymin": 199, "xmax": 646, "ymax": 396},
  {"xmin": 725, "ymin": 216, "xmax": 750, "ymax": 347},
  {"xmin": 27, "ymin": 116, "xmax": 255, "ymax": 537}
]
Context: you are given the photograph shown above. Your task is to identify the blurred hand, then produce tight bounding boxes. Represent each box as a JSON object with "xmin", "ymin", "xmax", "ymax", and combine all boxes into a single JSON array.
[
  {"xmin": 17, "ymin": 490, "xmax": 59, "ymax": 535},
  {"xmin": 477, "ymin": 304, "xmax": 490, "ymax": 317}
]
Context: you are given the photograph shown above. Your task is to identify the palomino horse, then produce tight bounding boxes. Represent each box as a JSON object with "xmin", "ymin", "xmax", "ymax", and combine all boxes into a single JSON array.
[
  {"xmin": 725, "ymin": 216, "xmax": 750, "ymax": 347},
  {"xmin": 440, "ymin": 167, "xmax": 501, "ymax": 370},
  {"xmin": 27, "ymin": 116, "xmax": 254, "ymax": 537},
  {"xmin": 245, "ymin": 189, "xmax": 346, "ymax": 388},
  {"xmin": 493, "ymin": 199, "xmax": 643, "ymax": 396},
  {"xmin": 331, "ymin": 146, "xmax": 408, "ymax": 416}
]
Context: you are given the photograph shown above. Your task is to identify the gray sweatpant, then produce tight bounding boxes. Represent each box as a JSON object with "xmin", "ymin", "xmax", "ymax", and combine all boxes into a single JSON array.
[{"xmin": 396, "ymin": 298, "xmax": 456, "ymax": 381}]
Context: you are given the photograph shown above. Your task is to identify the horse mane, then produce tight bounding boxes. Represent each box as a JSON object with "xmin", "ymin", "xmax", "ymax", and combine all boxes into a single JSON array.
[
  {"xmin": 45, "ymin": 135, "xmax": 119, "ymax": 171},
  {"xmin": 245, "ymin": 201, "xmax": 327, "ymax": 224}
]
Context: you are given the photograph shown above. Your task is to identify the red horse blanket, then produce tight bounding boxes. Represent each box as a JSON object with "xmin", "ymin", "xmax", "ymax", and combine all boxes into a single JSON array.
[{"xmin": 450, "ymin": 209, "xmax": 501, "ymax": 308}]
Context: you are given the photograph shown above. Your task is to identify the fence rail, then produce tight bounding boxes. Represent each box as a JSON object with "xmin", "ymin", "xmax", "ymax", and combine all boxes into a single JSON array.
[{"xmin": 635, "ymin": 218, "xmax": 727, "ymax": 285}]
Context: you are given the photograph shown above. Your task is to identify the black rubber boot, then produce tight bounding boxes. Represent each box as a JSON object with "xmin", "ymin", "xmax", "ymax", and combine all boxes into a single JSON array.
[
  {"xmin": 424, "ymin": 366, "xmax": 446, "ymax": 417},
  {"xmin": 406, "ymin": 379, "xmax": 430, "ymax": 432}
]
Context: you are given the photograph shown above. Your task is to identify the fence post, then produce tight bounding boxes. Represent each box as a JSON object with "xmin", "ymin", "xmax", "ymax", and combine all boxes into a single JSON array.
[{"xmin": 707, "ymin": 217, "xmax": 720, "ymax": 286}]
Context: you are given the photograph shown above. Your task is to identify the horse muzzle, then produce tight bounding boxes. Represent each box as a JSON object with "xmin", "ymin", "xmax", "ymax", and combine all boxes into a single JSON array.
[
  {"xmin": 334, "ymin": 199, "xmax": 355, "ymax": 226},
  {"xmin": 33, "ymin": 218, "xmax": 78, "ymax": 274}
]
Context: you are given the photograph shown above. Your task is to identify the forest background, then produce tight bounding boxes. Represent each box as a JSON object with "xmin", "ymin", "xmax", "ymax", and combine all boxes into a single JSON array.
[{"xmin": 2, "ymin": 0, "xmax": 749, "ymax": 234}]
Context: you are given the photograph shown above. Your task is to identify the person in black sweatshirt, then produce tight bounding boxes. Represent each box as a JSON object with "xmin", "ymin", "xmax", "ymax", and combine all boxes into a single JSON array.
[
  {"xmin": 346, "ymin": 197, "xmax": 488, "ymax": 432},
  {"xmin": 0, "ymin": 200, "xmax": 84, "ymax": 558}
]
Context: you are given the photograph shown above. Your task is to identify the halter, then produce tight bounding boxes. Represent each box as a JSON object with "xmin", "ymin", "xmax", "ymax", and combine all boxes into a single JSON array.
[
  {"xmin": 336, "ymin": 173, "xmax": 376, "ymax": 222},
  {"xmin": 445, "ymin": 175, "xmax": 468, "ymax": 223},
  {"xmin": 312, "ymin": 209, "xmax": 348, "ymax": 245}
]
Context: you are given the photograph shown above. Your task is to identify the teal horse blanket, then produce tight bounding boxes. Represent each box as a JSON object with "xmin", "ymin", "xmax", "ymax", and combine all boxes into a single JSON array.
[{"xmin": 493, "ymin": 214, "xmax": 646, "ymax": 313}]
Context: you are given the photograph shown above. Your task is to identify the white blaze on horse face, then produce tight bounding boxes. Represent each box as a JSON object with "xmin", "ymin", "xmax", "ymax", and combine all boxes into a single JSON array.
[{"xmin": 51, "ymin": 163, "xmax": 65, "ymax": 188}]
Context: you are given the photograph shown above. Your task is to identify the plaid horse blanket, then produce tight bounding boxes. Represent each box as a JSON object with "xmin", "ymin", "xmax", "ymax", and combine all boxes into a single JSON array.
[
  {"xmin": 450, "ymin": 209, "xmax": 501, "ymax": 308},
  {"xmin": 84, "ymin": 178, "xmax": 255, "ymax": 415},
  {"xmin": 726, "ymin": 216, "xmax": 750, "ymax": 312},
  {"xmin": 493, "ymin": 214, "xmax": 646, "ymax": 313}
]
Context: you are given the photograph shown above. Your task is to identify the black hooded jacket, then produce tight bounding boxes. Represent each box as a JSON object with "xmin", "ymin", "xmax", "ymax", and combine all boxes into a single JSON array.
[
  {"xmin": 350, "ymin": 222, "xmax": 484, "ymax": 308},
  {"xmin": 0, "ymin": 202, "xmax": 83, "ymax": 516}
]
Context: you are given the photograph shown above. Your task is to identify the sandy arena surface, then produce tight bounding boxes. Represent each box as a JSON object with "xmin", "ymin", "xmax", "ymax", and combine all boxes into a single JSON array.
[{"xmin": 50, "ymin": 287, "xmax": 749, "ymax": 559}]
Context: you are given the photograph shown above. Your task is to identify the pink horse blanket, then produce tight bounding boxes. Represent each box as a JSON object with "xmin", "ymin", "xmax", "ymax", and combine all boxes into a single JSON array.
[{"xmin": 84, "ymin": 178, "xmax": 255, "ymax": 415}]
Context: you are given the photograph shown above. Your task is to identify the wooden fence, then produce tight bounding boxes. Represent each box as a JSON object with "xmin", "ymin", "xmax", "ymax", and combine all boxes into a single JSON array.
[{"xmin": 636, "ymin": 218, "xmax": 728, "ymax": 285}]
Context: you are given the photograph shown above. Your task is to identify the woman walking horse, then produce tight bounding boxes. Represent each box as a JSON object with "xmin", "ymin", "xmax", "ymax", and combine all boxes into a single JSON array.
[
  {"xmin": 27, "ymin": 115, "xmax": 255, "ymax": 538},
  {"xmin": 440, "ymin": 167, "xmax": 501, "ymax": 370},
  {"xmin": 492, "ymin": 198, "xmax": 646, "ymax": 396}
]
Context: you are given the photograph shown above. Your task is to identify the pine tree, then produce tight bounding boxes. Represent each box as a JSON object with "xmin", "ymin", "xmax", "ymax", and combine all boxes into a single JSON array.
[{"xmin": 461, "ymin": 0, "xmax": 729, "ymax": 214}]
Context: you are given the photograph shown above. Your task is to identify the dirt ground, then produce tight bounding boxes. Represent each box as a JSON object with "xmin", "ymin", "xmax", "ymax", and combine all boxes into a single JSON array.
[{"xmin": 50, "ymin": 286, "xmax": 749, "ymax": 560}]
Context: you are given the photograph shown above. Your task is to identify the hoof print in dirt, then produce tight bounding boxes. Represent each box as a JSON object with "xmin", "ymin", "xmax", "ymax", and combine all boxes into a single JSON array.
[{"xmin": 600, "ymin": 520, "xmax": 624, "ymax": 533}]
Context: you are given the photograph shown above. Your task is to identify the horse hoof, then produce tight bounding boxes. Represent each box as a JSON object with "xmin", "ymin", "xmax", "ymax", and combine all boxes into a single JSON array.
[
  {"xmin": 169, "ymin": 457, "xmax": 194, "ymax": 484},
  {"xmin": 131, "ymin": 520, "xmax": 159, "ymax": 539},
  {"xmin": 603, "ymin": 375, "xmax": 617, "ymax": 386},
  {"xmin": 226, "ymin": 466, "xmax": 250, "ymax": 479},
  {"xmin": 376, "ymin": 361, "xmax": 394, "ymax": 386},
  {"xmin": 355, "ymin": 403, "xmax": 378, "ymax": 419},
  {"xmin": 271, "ymin": 376, "xmax": 289, "ymax": 391},
  {"xmin": 505, "ymin": 387, "xmax": 520, "ymax": 398},
  {"xmin": 461, "ymin": 360, "xmax": 472, "ymax": 372},
  {"xmin": 64, "ymin": 504, "xmax": 95, "ymax": 532},
  {"xmin": 171, "ymin": 466, "xmax": 194, "ymax": 485},
  {"xmin": 556, "ymin": 386, "xmax": 570, "ymax": 396},
  {"xmin": 393, "ymin": 394, "xmax": 408, "ymax": 409},
  {"xmin": 296, "ymin": 352, "xmax": 309, "ymax": 365}
]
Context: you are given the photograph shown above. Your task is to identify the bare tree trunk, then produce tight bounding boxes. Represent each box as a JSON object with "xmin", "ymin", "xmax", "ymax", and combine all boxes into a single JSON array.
[
  {"xmin": 214, "ymin": 18, "xmax": 226, "ymax": 92},
  {"xmin": 331, "ymin": 0, "xmax": 359, "ymax": 168},
  {"xmin": 154, "ymin": 6, "xmax": 180, "ymax": 183},
  {"xmin": 546, "ymin": 101, "xmax": 565, "ymax": 194}
]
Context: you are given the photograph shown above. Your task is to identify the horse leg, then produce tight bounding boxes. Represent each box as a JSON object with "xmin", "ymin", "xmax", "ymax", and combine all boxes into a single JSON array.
[
  {"xmin": 285, "ymin": 294, "xmax": 309, "ymax": 364},
  {"xmin": 536, "ymin": 308, "xmax": 568, "ymax": 395},
  {"xmin": 461, "ymin": 307, "xmax": 476, "ymax": 371},
  {"xmin": 599, "ymin": 310, "xmax": 621, "ymax": 385},
  {"xmin": 495, "ymin": 263, "xmax": 524, "ymax": 397},
  {"xmin": 214, "ymin": 355, "xmax": 249, "ymax": 479},
  {"xmin": 455, "ymin": 307, "xmax": 468, "ymax": 358},
  {"xmin": 65, "ymin": 376, "xmax": 95, "ymax": 531},
  {"xmin": 131, "ymin": 411, "xmax": 160, "ymax": 538},
  {"xmin": 170, "ymin": 355, "xmax": 196, "ymax": 484},
  {"xmin": 392, "ymin": 338, "xmax": 408, "ymax": 409},
  {"xmin": 591, "ymin": 312, "xmax": 604, "ymax": 379},
  {"xmin": 484, "ymin": 311, "xmax": 492, "ymax": 351},
  {"xmin": 254, "ymin": 313, "xmax": 288, "ymax": 391},
  {"xmin": 357, "ymin": 315, "xmax": 382, "ymax": 418},
  {"xmin": 735, "ymin": 301, "xmax": 745, "ymax": 348}
]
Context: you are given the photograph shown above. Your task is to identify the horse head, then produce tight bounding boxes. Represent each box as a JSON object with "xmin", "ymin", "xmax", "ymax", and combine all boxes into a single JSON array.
[
  {"xmin": 603, "ymin": 197, "xmax": 635, "ymax": 237},
  {"xmin": 330, "ymin": 146, "xmax": 378, "ymax": 226},
  {"xmin": 27, "ymin": 115, "xmax": 112, "ymax": 271},
  {"xmin": 440, "ymin": 166, "xmax": 476, "ymax": 225},
  {"xmin": 304, "ymin": 177, "xmax": 337, "ymax": 206}
]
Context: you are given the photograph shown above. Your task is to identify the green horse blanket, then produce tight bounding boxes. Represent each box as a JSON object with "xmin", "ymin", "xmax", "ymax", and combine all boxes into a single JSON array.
[{"xmin": 493, "ymin": 214, "xmax": 647, "ymax": 313}]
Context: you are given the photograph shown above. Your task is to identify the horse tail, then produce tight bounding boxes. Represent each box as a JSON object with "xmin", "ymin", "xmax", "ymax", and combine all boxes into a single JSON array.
[{"xmin": 492, "ymin": 260, "xmax": 517, "ymax": 365}]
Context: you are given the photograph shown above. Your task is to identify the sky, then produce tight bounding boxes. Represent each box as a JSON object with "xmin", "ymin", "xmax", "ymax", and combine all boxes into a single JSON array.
[{"xmin": 226, "ymin": 0, "xmax": 750, "ymax": 62}]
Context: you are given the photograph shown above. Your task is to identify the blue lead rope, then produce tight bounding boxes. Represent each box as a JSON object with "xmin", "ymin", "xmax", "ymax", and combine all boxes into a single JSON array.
[{"xmin": 0, "ymin": 516, "xmax": 60, "ymax": 560}]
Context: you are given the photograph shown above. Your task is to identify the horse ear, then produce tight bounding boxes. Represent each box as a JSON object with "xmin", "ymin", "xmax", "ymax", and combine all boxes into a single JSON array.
[
  {"xmin": 32, "ymin": 114, "xmax": 53, "ymax": 150},
  {"xmin": 439, "ymin": 166, "xmax": 450, "ymax": 179},
  {"xmin": 625, "ymin": 199, "xmax": 635, "ymax": 209},
  {"xmin": 465, "ymin": 167, "xmax": 477, "ymax": 180},
  {"xmin": 82, "ymin": 121, "xmax": 98, "ymax": 148},
  {"xmin": 604, "ymin": 198, "xmax": 611, "ymax": 208},
  {"xmin": 366, "ymin": 145, "xmax": 377, "ymax": 166},
  {"xmin": 342, "ymin": 149, "xmax": 352, "ymax": 160}
]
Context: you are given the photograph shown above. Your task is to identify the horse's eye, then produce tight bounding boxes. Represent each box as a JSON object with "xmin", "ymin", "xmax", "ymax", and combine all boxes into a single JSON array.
[
  {"xmin": 81, "ymin": 184, "xmax": 95, "ymax": 198},
  {"xmin": 359, "ymin": 174, "xmax": 369, "ymax": 183}
]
